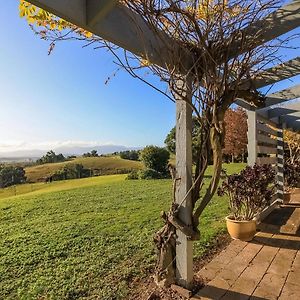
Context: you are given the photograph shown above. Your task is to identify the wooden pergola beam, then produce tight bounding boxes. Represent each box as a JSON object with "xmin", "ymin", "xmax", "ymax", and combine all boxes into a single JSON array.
[
  {"xmin": 28, "ymin": 1, "xmax": 300, "ymax": 75},
  {"xmin": 254, "ymin": 57, "xmax": 300, "ymax": 89},
  {"xmin": 280, "ymin": 114, "xmax": 300, "ymax": 131},
  {"xmin": 257, "ymin": 100, "xmax": 300, "ymax": 121},
  {"xmin": 268, "ymin": 84, "xmax": 300, "ymax": 100},
  {"xmin": 239, "ymin": 57, "xmax": 300, "ymax": 94},
  {"xmin": 266, "ymin": 84, "xmax": 300, "ymax": 106},
  {"xmin": 236, "ymin": 58, "xmax": 300, "ymax": 109},
  {"xmin": 87, "ymin": 0, "xmax": 118, "ymax": 27},
  {"xmin": 263, "ymin": 100, "xmax": 300, "ymax": 118},
  {"xmin": 268, "ymin": 107, "xmax": 300, "ymax": 119},
  {"xmin": 285, "ymin": 120, "xmax": 300, "ymax": 131},
  {"xmin": 286, "ymin": 121, "xmax": 300, "ymax": 131},
  {"xmin": 228, "ymin": 0, "xmax": 300, "ymax": 59},
  {"xmin": 27, "ymin": 0, "xmax": 191, "ymax": 70},
  {"xmin": 256, "ymin": 110, "xmax": 300, "ymax": 133}
]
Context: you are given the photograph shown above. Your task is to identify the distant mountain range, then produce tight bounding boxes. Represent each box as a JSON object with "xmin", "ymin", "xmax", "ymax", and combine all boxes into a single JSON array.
[{"xmin": 0, "ymin": 145, "xmax": 141, "ymax": 162}]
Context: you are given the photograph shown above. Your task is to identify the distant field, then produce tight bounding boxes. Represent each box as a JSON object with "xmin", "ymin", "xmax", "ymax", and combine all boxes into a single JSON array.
[
  {"xmin": 0, "ymin": 163, "xmax": 245, "ymax": 300},
  {"xmin": 25, "ymin": 156, "xmax": 143, "ymax": 182}
]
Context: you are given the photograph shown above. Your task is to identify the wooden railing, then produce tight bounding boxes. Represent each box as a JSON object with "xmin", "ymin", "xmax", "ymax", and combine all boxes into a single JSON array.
[{"xmin": 247, "ymin": 111, "xmax": 284, "ymax": 204}]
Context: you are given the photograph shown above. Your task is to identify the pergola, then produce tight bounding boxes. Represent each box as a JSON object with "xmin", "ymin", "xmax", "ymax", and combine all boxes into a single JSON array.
[
  {"xmin": 27, "ymin": 0, "xmax": 300, "ymax": 289},
  {"xmin": 248, "ymin": 95, "xmax": 300, "ymax": 213}
]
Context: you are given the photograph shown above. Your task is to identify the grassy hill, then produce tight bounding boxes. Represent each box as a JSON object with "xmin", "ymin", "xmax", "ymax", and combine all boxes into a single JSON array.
[
  {"xmin": 25, "ymin": 156, "xmax": 143, "ymax": 182},
  {"xmin": 0, "ymin": 163, "xmax": 245, "ymax": 299},
  {"xmin": 0, "ymin": 174, "xmax": 126, "ymax": 200}
]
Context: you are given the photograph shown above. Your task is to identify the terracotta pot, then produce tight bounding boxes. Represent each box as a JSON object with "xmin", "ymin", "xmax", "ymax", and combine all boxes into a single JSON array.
[{"xmin": 225, "ymin": 216, "xmax": 257, "ymax": 242}]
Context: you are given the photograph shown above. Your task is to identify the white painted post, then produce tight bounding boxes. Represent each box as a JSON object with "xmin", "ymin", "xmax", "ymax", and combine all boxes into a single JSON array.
[
  {"xmin": 276, "ymin": 122, "xmax": 285, "ymax": 203},
  {"xmin": 175, "ymin": 77, "xmax": 193, "ymax": 288},
  {"xmin": 247, "ymin": 110, "xmax": 258, "ymax": 166}
]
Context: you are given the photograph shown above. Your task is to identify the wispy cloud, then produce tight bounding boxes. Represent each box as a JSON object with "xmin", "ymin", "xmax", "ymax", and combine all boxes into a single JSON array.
[{"xmin": 0, "ymin": 140, "xmax": 118, "ymax": 153}]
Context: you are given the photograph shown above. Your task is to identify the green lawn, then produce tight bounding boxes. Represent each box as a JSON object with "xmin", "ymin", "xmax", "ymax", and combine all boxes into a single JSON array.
[
  {"xmin": 0, "ymin": 175, "xmax": 126, "ymax": 200},
  {"xmin": 0, "ymin": 163, "xmax": 245, "ymax": 300}
]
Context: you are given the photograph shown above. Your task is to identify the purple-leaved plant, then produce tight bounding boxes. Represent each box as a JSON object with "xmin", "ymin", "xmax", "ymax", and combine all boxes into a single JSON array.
[{"xmin": 218, "ymin": 164, "xmax": 275, "ymax": 221}]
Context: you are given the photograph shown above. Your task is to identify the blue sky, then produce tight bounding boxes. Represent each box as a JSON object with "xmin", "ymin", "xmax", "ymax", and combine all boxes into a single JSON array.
[
  {"xmin": 0, "ymin": 1, "xmax": 175, "ymax": 152},
  {"xmin": 0, "ymin": 1, "xmax": 299, "ymax": 153}
]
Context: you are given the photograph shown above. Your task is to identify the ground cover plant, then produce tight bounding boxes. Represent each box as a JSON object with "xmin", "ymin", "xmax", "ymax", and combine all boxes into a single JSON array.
[{"xmin": 0, "ymin": 163, "xmax": 244, "ymax": 299}]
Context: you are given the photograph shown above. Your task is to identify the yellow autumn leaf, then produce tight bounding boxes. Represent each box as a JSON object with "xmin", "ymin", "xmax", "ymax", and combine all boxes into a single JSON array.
[{"xmin": 85, "ymin": 31, "xmax": 93, "ymax": 38}]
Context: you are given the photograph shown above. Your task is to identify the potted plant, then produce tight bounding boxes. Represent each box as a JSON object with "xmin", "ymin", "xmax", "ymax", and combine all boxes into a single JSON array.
[
  {"xmin": 218, "ymin": 164, "xmax": 275, "ymax": 241},
  {"xmin": 283, "ymin": 161, "xmax": 300, "ymax": 204}
]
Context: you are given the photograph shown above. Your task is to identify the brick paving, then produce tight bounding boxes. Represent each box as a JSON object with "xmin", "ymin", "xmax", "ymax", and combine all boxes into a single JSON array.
[{"xmin": 194, "ymin": 200, "xmax": 300, "ymax": 300}]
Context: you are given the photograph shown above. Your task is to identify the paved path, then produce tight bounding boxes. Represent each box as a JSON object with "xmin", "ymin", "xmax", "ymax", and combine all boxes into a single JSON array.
[{"xmin": 194, "ymin": 202, "xmax": 300, "ymax": 300}]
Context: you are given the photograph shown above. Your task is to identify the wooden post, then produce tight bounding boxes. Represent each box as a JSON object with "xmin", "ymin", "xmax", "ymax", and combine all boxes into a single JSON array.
[
  {"xmin": 247, "ymin": 110, "xmax": 258, "ymax": 166},
  {"xmin": 175, "ymin": 77, "xmax": 193, "ymax": 288},
  {"xmin": 276, "ymin": 122, "xmax": 285, "ymax": 203}
]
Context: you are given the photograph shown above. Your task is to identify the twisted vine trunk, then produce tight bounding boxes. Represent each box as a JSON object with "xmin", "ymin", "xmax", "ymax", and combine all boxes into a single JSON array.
[
  {"xmin": 193, "ymin": 119, "xmax": 225, "ymax": 225},
  {"xmin": 154, "ymin": 110, "xmax": 226, "ymax": 287},
  {"xmin": 153, "ymin": 219, "xmax": 176, "ymax": 287}
]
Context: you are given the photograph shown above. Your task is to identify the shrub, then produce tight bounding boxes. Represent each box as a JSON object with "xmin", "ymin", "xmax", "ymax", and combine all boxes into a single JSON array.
[
  {"xmin": 0, "ymin": 165, "xmax": 27, "ymax": 188},
  {"xmin": 126, "ymin": 170, "xmax": 139, "ymax": 180},
  {"xmin": 83, "ymin": 150, "xmax": 99, "ymax": 157},
  {"xmin": 51, "ymin": 164, "xmax": 90, "ymax": 181},
  {"xmin": 37, "ymin": 150, "xmax": 66, "ymax": 164},
  {"xmin": 119, "ymin": 150, "xmax": 140, "ymax": 161},
  {"xmin": 140, "ymin": 146, "xmax": 170, "ymax": 174},
  {"xmin": 138, "ymin": 169, "xmax": 163, "ymax": 180},
  {"xmin": 284, "ymin": 161, "xmax": 300, "ymax": 190},
  {"xmin": 218, "ymin": 164, "xmax": 275, "ymax": 221}
]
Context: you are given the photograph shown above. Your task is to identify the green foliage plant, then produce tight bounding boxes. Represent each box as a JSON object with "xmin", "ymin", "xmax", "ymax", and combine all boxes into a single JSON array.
[{"xmin": 140, "ymin": 146, "xmax": 170, "ymax": 175}]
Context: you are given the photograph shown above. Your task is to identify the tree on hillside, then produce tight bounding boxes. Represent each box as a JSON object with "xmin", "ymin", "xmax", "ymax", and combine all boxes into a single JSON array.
[
  {"xmin": 51, "ymin": 163, "xmax": 89, "ymax": 181},
  {"xmin": 20, "ymin": 0, "xmax": 293, "ymax": 286},
  {"xmin": 83, "ymin": 150, "xmax": 99, "ymax": 158},
  {"xmin": 119, "ymin": 150, "xmax": 140, "ymax": 161},
  {"xmin": 140, "ymin": 146, "xmax": 170, "ymax": 175},
  {"xmin": 91, "ymin": 150, "xmax": 98, "ymax": 157},
  {"xmin": 223, "ymin": 108, "xmax": 248, "ymax": 162},
  {"xmin": 37, "ymin": 150, "xmax": 66, "ymax": 165},
  {"xmin": 164, "ymin": 127, "xmax": 176, "ymax": 154},
  {"xmin": 165, "ymin": 118, "xmax": 204, "ymax": 164},
  {"xmin": 284, "ymin": 130, "xmax": 300, "ymax": 164},
  {"xmin": 0, "ymin": 165, "xmax": 26, "ymax": 188}
]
